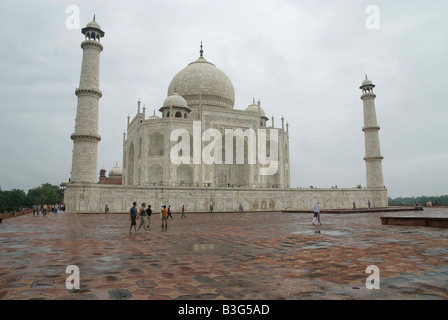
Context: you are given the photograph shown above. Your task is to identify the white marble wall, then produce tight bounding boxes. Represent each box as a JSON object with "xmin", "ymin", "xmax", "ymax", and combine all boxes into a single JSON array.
[{"xmin": 65, "ymin": 184, "xmax": 388, "ymax": 213}]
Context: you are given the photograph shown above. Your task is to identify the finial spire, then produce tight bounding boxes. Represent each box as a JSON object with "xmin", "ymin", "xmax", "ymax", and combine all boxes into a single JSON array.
[
  {"xmin": 93, "ymin": 14, "xmax": 96, "ymax": 21},
  {"xmin": 200, "ymin": 41, "xmax": 203, "ymax": 57},
  {"xmin": 365, "ymin": 74, "xmax": 368, "ymax": 79}
]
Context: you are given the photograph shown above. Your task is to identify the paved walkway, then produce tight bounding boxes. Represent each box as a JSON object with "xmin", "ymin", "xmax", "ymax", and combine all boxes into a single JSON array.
[{"xmin": 1, "ymin": 208, "xmax": 447, "ymax": 300}]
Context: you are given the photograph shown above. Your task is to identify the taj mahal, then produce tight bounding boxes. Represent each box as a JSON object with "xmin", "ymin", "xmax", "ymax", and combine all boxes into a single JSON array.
[{"xmin": 64, "ymin": 18, "xmax": 388, "ymax": 213}]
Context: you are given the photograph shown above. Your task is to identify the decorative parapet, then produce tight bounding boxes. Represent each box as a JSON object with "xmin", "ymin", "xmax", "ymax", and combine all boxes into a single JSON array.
[{"xmin": 185, "ymin": 94, "xmax": 234, "ymax": 109}]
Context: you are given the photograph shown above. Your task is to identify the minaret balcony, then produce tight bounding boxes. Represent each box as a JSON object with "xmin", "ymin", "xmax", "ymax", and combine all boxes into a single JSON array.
[
  {"xmin": 362, "ymin": 126, "xmax": 380, "ymax": 132},
  {"xmin": 75, "ymin": 88, "xmax": 102, "ymax": 98}
]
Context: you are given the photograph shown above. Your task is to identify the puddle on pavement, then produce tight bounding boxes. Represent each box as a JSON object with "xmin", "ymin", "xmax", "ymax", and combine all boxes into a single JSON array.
[
  {"xmin": 176, "ymin": 243, "xmax": 235, "ymax": 256},
  {"xmin": 99, "ymin": 256, "xmax": 120, "ymax": 262},
  {"xmin": 299, "ymin": 241, "xmax": 334, "ymax": 250},
  {"xmin": 93, "ymin": 265, "xmax": 117, "ymax": 271},
  {"xmin": 291, "ymin": 229, "xmax": 348, "ymax": 236}
]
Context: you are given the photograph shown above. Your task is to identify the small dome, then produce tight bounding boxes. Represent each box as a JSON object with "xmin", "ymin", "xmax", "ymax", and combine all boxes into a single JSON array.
[
  {"xmin": 362, "ymin": 78, "xmax": 373, "ymax": 86},
  {"xmin": 246, "ymin": 103, "xmax": 266, "ymax": 117},
  {"xmin": 60, "ymin": 180, "xmax": 68, "ymax": 186},
  {"xmin": 86, "ymin": 19, "xmax": 101, "ymax": 30},
  {"xmin": 109, "ymin": 164, "xmax": 122, "ymax": 176},
  {"xmin": 148, "ymin": 111, "xmax": 160, "ymax": 120},
  {"xmin": 163, "ymin": 92, "xmax": 188, "ymax": 109}
]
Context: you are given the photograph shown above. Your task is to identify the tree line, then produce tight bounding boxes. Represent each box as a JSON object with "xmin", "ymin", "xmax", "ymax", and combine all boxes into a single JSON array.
[
  {"xmin": 0, "ymin": 183, "xmax": 62, "ymax": 212},
  {"xmin": 388, "ymin": 195, "xmax": 448, "ymax": 206}
]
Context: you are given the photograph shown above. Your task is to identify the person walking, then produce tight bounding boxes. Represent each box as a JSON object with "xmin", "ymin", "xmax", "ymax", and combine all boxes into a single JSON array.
[
  {"xmin": 313, "ymin": 201, "xmax": 322, "ymax": 225},
  {"xmin": 161, "ymin": 205, "xmax": 168, "ymax": 229},
  {"xmin": 181, "ymin": 205, "xmax": 186, "ymax": 219},
  {"xmin": 167, "ymin": 205, "xmax": 173, "ymax": 219},
  {"xmin": 368, "ymin": 200, "xmax": 371, "ymax": 210},
  {"xmin": 146, "ymin": 204, "xmax": 152, "ymax": 229},
  {"xmin": 138, "ymin": 203, "xmax": 150, "ymax": 234},
  {"xmin": 129, "ymin": 202, "xmax": 139, "ymax": 235}
]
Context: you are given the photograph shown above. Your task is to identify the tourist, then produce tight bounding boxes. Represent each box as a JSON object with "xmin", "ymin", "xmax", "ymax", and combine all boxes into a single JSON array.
[
  {"xmin": 181, "ymin": 205, "xmax": 186, "ymax": 218},
  {"xmin": 167, "ymin": 205, "xmax": 173, "ymax": 219},
  {"xmin": 138, "ymin": 203, "xmax": 150, "ymax": 234},
  {"xmin": 129, "ymin": 202, "xmax": 139, "ymax": 235},
  {"xmin": 161, "ymin": 205, "xmax": 168, "ymax": 229},
  {"xmin": 105, "ymin": 204, "xmax": 110, "ymax": 214},
  {"xmin": 353, "ymin": 201, "xmax": 356, "ymax": 210},
  {"xmin": 146, "ymin": 205, "xmax": 152, "ymax": 229},
  {"xmin": 313, "ymin": 201, "xmax": 322, "ymax": 225},
  {"xmin": 368, "ymin": 200, "xmax": 371, "ymax": 210}
]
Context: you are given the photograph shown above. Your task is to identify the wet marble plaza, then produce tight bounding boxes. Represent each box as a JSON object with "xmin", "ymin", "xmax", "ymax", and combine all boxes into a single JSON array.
[{"xmin": 1, "ymin": 208, "xmax": 447, "ymax": 300}]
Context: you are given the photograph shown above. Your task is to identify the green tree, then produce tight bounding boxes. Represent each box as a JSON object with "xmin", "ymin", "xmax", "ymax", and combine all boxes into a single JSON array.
[
  {"xmin": 389, "ymin": 195, "xmax": 448, "ymax": 206},
  {"xmin": 26, "ymin": 183, "xmax": 61, "ymax": 205},
  {"xmin": 2, "ymin": 189, "xmax": 27, "ymax": 208}
]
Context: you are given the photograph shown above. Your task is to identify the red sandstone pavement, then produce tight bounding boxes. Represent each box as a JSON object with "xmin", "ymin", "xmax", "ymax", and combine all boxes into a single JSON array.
[{"xmin": 0, "ymin": 208, "xmax": 447, "ymax": 300}]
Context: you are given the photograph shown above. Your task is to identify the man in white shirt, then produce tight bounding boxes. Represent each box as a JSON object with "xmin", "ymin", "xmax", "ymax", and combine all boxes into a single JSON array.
[{"xmin": 313, "ymin": 201, "xmax": 322, "ymax": 225}]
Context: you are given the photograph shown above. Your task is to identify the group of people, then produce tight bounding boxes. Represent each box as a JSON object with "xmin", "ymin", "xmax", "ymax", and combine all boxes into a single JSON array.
[
  {"xmin": 128, "ymin": 200, "xmax": 324, "ymax": 234},
  {"xmin": 129, "ymin": 202, "xmax": 186, "ymax": 235},
  {"xmin": 32, "ymin": 204, "xmax": 65, "ymax": 216},
  {"xmin": 413, "ymin": 202, "xmax": 424, "ymax": 211}
]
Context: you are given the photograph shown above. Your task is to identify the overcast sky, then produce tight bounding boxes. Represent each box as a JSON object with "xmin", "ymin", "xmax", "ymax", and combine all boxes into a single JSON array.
[{"xmin": 0, "ymin": 0, "xmax": 447, "ymax": 198}]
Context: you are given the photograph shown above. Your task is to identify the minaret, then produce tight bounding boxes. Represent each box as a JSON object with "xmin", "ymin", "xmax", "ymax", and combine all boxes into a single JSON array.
[
  {"xmin": 70, "ymin": 17, "xmax": 105, "ymax": 184},
  {"xmin": 360, "ymin": 76, "xmax": 384, "ymax": 189}
]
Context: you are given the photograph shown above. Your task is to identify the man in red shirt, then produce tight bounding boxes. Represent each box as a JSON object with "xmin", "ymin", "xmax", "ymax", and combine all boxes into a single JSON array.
[{"xmin": 181, "ymin": 205, "xmax": 186, "ymax": 219}]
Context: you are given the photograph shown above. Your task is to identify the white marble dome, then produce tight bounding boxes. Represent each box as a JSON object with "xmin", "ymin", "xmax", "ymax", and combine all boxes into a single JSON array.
[
  {"xmin": 148, "ymin": 111, "xmax": 160, "ymax": 120},
  {"xmin": 362, "ymin": 77, "xmax": 373, "ymax": 86},
  {"xmin": 87, "ymin": 20, "xmax": 101, "ymax": 29},
  {"xmin": 246, "ymin": 102, "xmax": 266, "ymax": 116},
  {"xmin": 163, "ymin": 92, "xmax": 188, "ymax": 109},
  {"xmin": 167, "ymin": 56, "xmax": 235, "ymax": 109},
  {"xmin": 109, "ymin": 164, "xmax": 122, "ymax": 176}
]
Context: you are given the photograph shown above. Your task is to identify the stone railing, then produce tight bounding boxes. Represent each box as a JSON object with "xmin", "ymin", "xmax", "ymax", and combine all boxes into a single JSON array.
[{"xmin": 0, "ymin": 208, "xmax": 32, "ymax": 222}]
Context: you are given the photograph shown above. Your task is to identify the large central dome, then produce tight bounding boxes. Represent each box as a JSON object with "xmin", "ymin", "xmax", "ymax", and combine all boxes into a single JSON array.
[{"xmin": 167, "ymin": 51, "xmax": 235, "ymax": 109}]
